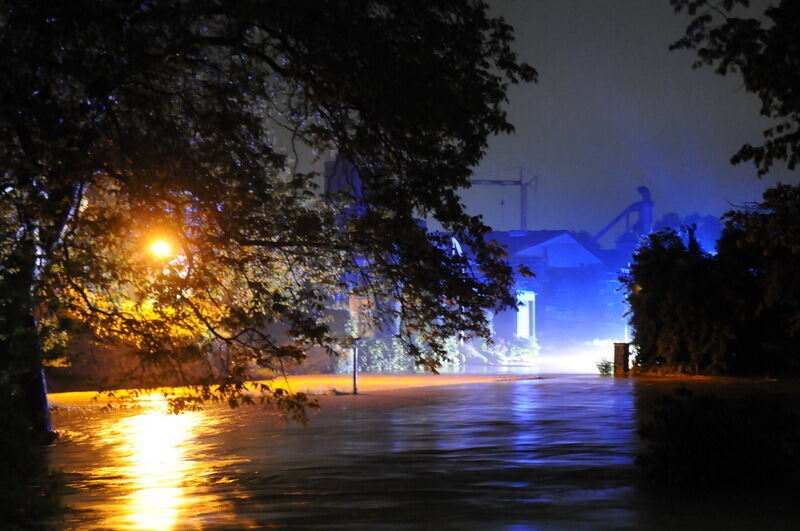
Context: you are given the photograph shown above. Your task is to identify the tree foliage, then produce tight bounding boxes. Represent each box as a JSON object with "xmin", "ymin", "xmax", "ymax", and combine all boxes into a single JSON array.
[
  {"xmin": 622, "ymin": 227, "xmax": 735, "ymax": 373},
  {"xmin": 0, "ymin": 0, "xmax": 535, "ymax": 425},
  {"xmin": 717, "ymin": 183, "xmax": 800, "ymax": 370},
  {"xmin": 671, "ymin": 0, "xmax": 800, "ymax": 176},
  {"xmin": 624, "ymin": 183, "xmax": 800, "ymax": 374}
]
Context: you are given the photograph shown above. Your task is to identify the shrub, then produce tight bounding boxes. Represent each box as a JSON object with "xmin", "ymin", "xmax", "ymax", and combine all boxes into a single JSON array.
[
  {"xmin": 355, "ymin": 337, "xmax": 416, "ymax": 373},
  {"xmin": 596, "ymin": 359, "xmax": 613, "ymax": 376}
]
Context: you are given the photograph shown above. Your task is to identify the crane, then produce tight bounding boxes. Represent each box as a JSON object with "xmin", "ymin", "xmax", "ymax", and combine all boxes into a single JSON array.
[{"xmin": 470, "ymin": 167, "xmax": 539, "ymax": 230}]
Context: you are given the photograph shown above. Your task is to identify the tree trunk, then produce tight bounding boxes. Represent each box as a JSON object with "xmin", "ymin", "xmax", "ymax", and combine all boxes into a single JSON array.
[
  {"xmin": 20, "ymin": 367, "xmax": 53, "ymax": 436},
  {"xmin": 1, "ymin": 238, "xmax": 53, "ymax": 439}
]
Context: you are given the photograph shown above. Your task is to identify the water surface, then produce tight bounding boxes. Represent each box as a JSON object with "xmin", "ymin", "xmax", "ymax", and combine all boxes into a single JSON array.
[{"xmin": 48, "ymin": 376, "xmax": 800, "ymax": 529}]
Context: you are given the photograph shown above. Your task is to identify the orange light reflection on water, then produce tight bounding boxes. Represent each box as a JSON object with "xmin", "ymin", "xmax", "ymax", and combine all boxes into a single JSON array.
[
  {"xmin": 104, "ymin": 395, "xmax": 201, "ymax": 531},
  {"xmin": 126, "ymin": 402, "xmax": 197, "ymax": 529},
  {"xmin": 51, "ymin": 389, "xmax": 258, "ymax": 530}
]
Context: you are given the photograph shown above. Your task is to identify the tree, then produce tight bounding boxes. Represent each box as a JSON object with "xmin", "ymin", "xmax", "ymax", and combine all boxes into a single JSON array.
[
  {"xmin": 621, "ymin": 227, "xmax": 735, "ymax": 374},
  {"xmin": 717, "ymin": 183, "xmax": 800, "ymax": 371},
  {"xmin": 624, "ymin": 184, "xmax": 800, "ymax": 374},
  {"xmin": 671, "ymin": 0, "xmax": 800, "ymax": 176},
  {"xmin": 652, "ymin": 212, "xmax": 721, "ymax": 252},
  {"xmin": 0, "ymin": 0, "xmax": 536, "ymax": 435}
]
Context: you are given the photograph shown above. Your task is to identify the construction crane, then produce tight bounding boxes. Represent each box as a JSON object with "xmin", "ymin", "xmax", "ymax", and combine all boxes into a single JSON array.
[{"xmin": 470, "ymin": 167, "xmax": 539, "ymax": 230}]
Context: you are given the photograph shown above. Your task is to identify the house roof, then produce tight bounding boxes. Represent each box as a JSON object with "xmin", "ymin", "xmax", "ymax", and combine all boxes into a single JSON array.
[
  {"xmin": 487, "ymin": 230, "xmax": 603, "ymax": 268},
  {"xmin": 486, "ymin": 230, "xmax": 569, "ymax": 255}
]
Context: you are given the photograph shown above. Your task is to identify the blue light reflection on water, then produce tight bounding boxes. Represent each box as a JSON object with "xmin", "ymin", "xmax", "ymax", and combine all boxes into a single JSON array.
[{"xmin": 221, "ymin": 378, "xmax": 640, "ymax": 529}]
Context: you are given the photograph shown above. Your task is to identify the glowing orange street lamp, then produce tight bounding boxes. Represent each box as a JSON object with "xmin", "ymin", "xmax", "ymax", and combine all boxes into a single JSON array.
[{"xmin": 148, "ymin": 238, "xmax": 173, "ymax": 260}]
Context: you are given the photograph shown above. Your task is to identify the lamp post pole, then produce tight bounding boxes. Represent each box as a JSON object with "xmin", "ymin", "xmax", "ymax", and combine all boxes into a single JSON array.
[{"xmin": 352, "ymin": 338, "xmax": 360, "ymax": 395}]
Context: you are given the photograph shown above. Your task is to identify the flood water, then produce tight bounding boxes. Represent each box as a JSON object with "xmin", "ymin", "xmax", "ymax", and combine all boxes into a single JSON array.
[{"xmin": 46, "ymin": 376, "xmax": 800, "ymax": 529}]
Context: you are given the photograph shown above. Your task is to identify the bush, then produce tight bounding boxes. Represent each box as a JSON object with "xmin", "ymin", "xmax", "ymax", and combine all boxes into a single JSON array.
[
  {"xmin": 355, "ymin": 337, "xmax": 416, "ymax": 373},
  {"xmin": 596, "ymin": 359, "xmax": 613, "ymax": 376}
]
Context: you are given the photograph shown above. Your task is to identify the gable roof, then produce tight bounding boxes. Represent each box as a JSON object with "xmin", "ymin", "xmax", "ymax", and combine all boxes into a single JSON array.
[
  {"xmin": 486, "ymin": 230, "xmax": 569, "ymax": 255},
  {"xmin": 517, "ymin": 233, "xmax": 603, "ymax": 268},
  {"xmin": 488, "ymin": 230, "xmax": 603, "ymax": 268}
]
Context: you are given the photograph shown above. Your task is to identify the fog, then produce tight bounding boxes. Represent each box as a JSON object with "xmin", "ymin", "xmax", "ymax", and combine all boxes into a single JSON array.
[{"xmin": 470, "ymin": 0, "xmax": 794, "ymax": 245}]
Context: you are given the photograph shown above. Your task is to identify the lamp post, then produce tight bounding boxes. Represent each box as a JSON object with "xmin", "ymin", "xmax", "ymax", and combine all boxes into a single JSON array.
[{"xmin": 352, "ymin": 337, "xmax": 361, "ymax": 395}]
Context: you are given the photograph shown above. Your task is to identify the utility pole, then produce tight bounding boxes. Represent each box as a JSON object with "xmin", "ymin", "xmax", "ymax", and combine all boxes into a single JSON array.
[{"xmin": 470, "ymin": 167, "xmax": 538, "ymax": 230}]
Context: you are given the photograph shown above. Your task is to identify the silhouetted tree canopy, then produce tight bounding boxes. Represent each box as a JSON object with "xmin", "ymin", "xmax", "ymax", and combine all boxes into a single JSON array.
[
  {"xmin": 624, "ymin": 183, "xmax": 800, "ymax": 374},
  {"xmin": 652, "ymin": 212, "xmax": 721, "ymax": 252},
  {"xmin": 717, "ymin": 183, "xmax": 800, "ymax": 369},
  {"xmin": 622, "ymin": 227, "xmax": 734, "ymax": 373},
  {"xmin": 0, "ymin": 0, "xmax": 535, "ymax": 428},
  {"xmin": 671, "ymin": 0, "xmax": 800, "ymax": 175}
]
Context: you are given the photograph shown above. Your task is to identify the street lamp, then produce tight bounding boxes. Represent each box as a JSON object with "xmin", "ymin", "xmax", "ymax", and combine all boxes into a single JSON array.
[{"xmin": 148, "ymin": 238, "xmax": 173, "ymax": 260}]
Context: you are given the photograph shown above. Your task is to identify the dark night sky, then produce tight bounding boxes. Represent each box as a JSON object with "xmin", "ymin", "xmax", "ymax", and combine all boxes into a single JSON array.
[{"xmin": 461, "ymin": 0, "xmax": 796, "ymax": 245}]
